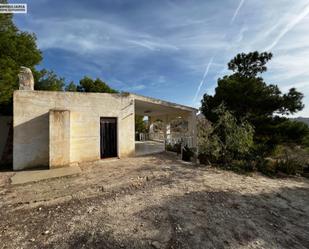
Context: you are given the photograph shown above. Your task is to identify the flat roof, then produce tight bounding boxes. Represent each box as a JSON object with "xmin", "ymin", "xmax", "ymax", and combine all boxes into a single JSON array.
[
  {"xmin": 130, "ymin": 93, "xmax": 198, "ymax": 113},
  {"xmin": 14, "ymin": 90, "xmax": 198, "ymax": 113}
]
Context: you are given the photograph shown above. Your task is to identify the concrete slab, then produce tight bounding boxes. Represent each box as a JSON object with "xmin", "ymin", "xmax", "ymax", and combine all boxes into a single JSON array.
[
  {"xmin": 10, "ymin": 166, "xmax": 81, "ymax": 185},
  {"xmin": 135, "ymin": 140, "xmax": 165, "ymax": 156}
]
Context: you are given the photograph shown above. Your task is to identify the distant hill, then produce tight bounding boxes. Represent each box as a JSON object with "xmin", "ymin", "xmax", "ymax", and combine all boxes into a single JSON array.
[{"xmin": 290, "ymin": 117, "xmax": 309, "ymax": 126}]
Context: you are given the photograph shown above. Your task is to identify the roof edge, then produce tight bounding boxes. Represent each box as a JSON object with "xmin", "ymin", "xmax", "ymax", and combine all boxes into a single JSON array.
[
  {"xmin": 14, "ymin": 90, "xmax": 198, "ymax": 112},
  {"xmin": 130, "ymin": 93, "xmax": 198, "ymax": 112}
]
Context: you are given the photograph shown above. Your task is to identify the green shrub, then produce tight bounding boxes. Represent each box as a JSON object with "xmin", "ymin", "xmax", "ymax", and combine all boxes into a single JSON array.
[
  {"xmin": 213, "ymin": 104, "xmax": 254, "ymax": 163},
  {"xmin": 271, "ymin": 144, "xmax": 308, "ymax": 175},
  {"xmin": 276, "ymin": 120, "xmax": 309, "ymax": 144},
  {"xmin": 197, "ymin": 116, "xmax": 221, "ymax": 164},
  {"xmin": 229, "ymin": 160, "xmax": 254, "ymax": 173},
  {"xmin": 165, "ymin": 143, "xmax": 173, "ymax": 151},
  {"xmin": 302, "ymin": 135, "xmax": 309, "ymax": 148},
  {"xmin": 276, "ymin": 159, "xmax": 303, "ymax": 175},
  {"xmin": 197, "ymin": 105, "xmax": 254, "ymax": 166},
  {"xmin": 256, "ymin": 158, "xmax": 277, "ymax": 176},
  {"xmin": 251, "ymin": 141, "xmax": 277, "ymax": 158},
  {"xmin": 165, "ymin": 142, "xmax": 181, "ymax": 155},
  {"xmin": 256, "ymin": 157, "xmax": 303, "ymax": 176},
  {"xmin": 198, "ymin": 153, "xmax": 212, "ymax": 165}
]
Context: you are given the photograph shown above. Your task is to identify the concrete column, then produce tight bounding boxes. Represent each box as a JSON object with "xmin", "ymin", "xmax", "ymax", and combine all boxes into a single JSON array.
[
  {"xmin": 187, "ymin": 111, "xmax": 197, "ymax": 148},
  {"xmin": 49, "ymin": 109, "xmax": 70, "ymax": 168}
]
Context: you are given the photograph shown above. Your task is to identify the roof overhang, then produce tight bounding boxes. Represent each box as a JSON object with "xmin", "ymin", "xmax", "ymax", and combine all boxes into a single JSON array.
[{"xmin": 131, "ymin": 93, "xmax": 197, "ymax": 116}]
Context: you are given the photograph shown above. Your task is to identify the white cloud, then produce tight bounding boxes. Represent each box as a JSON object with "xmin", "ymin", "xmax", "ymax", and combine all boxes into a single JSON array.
[{"xmin": 31, "ymin": 18, "xmax": 179, "ymax": 54}]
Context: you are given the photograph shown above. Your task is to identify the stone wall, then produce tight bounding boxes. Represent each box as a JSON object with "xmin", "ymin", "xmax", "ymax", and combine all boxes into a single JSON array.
[{"xmin": 13, "ymin": 91, "xmax": 135, "ymax": 170}]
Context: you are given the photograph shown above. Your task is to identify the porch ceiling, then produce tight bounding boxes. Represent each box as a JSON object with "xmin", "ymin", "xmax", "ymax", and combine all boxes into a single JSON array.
[{"xmin": 134, "ymin": 99, "xmax": 193, "ymax": 116}]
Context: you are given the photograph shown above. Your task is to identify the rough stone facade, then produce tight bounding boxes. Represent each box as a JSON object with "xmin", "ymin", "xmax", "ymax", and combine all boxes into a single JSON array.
[{"xmin": 13, "ymin": 91, "xmax": 135, "ymax": 170}]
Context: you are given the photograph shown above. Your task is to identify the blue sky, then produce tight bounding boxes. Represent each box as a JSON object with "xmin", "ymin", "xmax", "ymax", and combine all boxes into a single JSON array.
[{"xmin": 11, "ymin": 0, "xmax": 309, "ymax": 116}]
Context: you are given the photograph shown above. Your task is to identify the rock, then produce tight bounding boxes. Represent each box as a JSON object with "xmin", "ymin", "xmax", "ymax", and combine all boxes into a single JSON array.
[
  {"xmin": 270, "ymin": 210, "xmax": 280, "ymax": 217},
  {"xmin": 151, "ymin": 241, "xmax": 162, "ymax": 249},
  {"xmin": 176, "ymin": 224, "xmax": 182, "ymax": 232},
  {"xmin": 18, "ymin": 66, "xmax": 34, "ymax": 90},
  {"xmin": 42, "ymin": 230, "xmax": 50, "ymax": 235},
  {"xmin": 87, "ymin": 207, "xmax": 95, "ymax": 214},
  {"xmin": 29, "ymin": 238, "xmax": 35, "ymax": 242}
]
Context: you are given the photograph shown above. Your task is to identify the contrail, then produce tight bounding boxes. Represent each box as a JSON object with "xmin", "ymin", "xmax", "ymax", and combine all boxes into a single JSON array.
[
  {"xmin": 231, "ymin": 0, "xmax": 245, "ymax": 24},
  {"xmin": 193, "ymin": 57, "xmax": 214, "ymax": 103},
  {"xmin": 266, "ymin": 3, "xmax": 309, "ymax": 51},
  {"xmin": 192, "ymin": 0, "xmax": 245, "ymax": 104}
]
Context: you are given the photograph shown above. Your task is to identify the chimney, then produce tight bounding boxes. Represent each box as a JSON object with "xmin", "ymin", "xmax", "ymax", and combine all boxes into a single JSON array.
[{"xmin": 18, "ymin": 66, "xmax": 34, "ymax": 90}]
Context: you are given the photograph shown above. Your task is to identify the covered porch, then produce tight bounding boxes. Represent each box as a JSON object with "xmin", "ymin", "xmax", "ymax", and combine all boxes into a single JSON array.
[{"xmin": 133, "ymin": 94, "xmax": 197, "ymax": 156}]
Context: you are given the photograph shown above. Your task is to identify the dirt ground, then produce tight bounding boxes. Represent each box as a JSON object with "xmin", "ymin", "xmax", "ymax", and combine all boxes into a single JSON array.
[{"xmin": 0, "ymin": 153, "xmax": 309, "ymax": 249}]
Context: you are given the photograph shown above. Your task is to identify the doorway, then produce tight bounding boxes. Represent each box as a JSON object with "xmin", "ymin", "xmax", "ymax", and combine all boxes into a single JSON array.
[{"xmin": 100, "ymin": 117, "xmax": 117, "ymax": 158}]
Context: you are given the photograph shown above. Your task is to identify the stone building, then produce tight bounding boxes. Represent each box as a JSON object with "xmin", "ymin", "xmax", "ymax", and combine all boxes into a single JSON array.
[{"xmin": 13, "ymin": 68, "xmax": 197, "ymax": 171}]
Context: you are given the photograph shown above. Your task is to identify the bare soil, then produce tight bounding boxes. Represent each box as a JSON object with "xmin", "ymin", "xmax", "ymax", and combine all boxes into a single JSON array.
[{"xmin": 0, "ymin": 153, "xmax": 308, "ymax": 249}]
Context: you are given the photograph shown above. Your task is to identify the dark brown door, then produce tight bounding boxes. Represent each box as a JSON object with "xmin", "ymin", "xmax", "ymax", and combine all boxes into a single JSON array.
[{"xmin": 100, "ymin": 117, "xmax": 117, "ymax": 158}]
